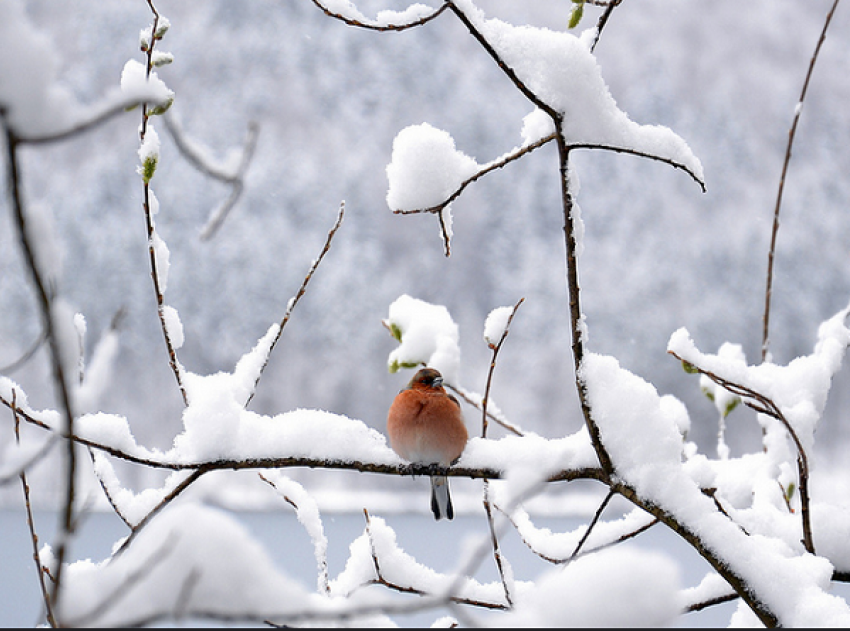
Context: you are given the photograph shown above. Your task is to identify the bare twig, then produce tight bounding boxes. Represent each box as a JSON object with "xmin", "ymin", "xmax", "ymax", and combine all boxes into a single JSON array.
[
  {"xmin": 761, "ymin": 0, "xmax": 841, "ymax": 361},
  {"xmin": 447, "ymin": 383, "xmax": 524, "ymax": 437},
  {"xmin": 0, "ymin": 436, "xmax": 58, "ymax": 486},
  {"xmin": 567, "ymin": 488, "xmax": 615, "ymax": 560},
  {"xmin": 246, "ymin": 201, "xmax": 345, "ymax": 405},
  {"xmin": 13, "ymin": 97, "xmax": 168, "ymax": 145},
  {"xmin": 481, "ymin": 298, "xmax": 524, "ymax": 438},
  {"xmin": 590, "ymin": 0, "xmax": 624, "ymax": 53},
  {"xmin": 477, "ymin": 298, "xmax": 525, "ymax": 605},
  {"xmin": 12, "ymin": 390, "xmax": 57, "ymax": 627},
  {"xmin": 684, "ymin": 591, "xmax": 739, "ymax": 614},
  {"xmin": 21, "ymin": 472, "xmax": 57, "ymax": 627},
  {"xmin": 482, "ymin": 482, "xmax": 513, "ymax": 607}
]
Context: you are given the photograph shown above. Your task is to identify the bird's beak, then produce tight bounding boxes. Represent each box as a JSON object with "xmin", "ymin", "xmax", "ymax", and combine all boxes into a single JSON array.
[{"xmin": 433, "ymin": 376, "xmax": 443, "ymax": 388}]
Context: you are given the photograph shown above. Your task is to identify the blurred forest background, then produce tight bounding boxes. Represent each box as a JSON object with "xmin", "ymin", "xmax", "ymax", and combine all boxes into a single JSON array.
[{"xmin": 2, "ymin": 0, "xmax": 849, "ymax": 504}]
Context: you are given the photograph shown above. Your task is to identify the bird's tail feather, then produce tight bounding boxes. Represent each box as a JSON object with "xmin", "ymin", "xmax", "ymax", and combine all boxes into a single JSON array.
[{"xmin": 430, "ymin": 475, "xmax": 453, "ymax": 520}]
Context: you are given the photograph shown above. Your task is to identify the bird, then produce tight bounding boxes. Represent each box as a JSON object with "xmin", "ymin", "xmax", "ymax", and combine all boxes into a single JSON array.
[{"xmin": 387, "ymin": 367, "xmax": 468, "ymax": 520}]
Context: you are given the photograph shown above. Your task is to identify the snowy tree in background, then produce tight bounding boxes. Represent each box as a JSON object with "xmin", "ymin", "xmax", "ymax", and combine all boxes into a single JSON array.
[{"xmin": 2, "ymin": 0, "xmax": 850, "ymax": 627}]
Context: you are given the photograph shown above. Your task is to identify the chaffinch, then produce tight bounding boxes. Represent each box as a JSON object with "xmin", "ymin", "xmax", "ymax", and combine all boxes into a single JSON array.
[{"xmin": 387, "ymin": 367, "xmax": 469, "ymax": 520}]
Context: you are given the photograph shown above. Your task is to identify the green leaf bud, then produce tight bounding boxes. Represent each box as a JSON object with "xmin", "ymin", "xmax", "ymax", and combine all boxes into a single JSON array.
[
  {"xmin": 568, "ymin": 0, "xmax": 584, "ymax": 29},
  {"xmin": 148, "ymin": 95, "xmax": 174, "ymax": 116},
  {"xmin": 140, "ymin": 155, "xmax": 158, "ymax": 184}
]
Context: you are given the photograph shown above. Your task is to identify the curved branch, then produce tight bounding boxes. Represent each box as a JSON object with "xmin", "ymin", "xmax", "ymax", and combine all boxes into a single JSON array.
[
  {"xmin": 567, "ymin": 141, "xmax": 705, "ymax": 191},
  {"xmin": 12, "ymin": 97, "xmax": 166, "ymax": 145},
  {"xmin": 668, "ymin": 350, "xmax": 814, "ymax": 555},
  {"xmin": 309, "ymin": 0, "xmax": 450, "ymax": 31},
  {"xmin": 394, "ymin": 135, "xmax": 705, "ymax": 218}
]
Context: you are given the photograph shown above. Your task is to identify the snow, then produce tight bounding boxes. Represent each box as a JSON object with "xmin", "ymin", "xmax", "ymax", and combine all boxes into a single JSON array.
[
  {"xmin": 577, "ymin": 302, "xmax": 850, "ymax": 626},
  {"xmin": 668, "ymin": 300, "xmax": 850, "ymax": 456},
  {"xmin": 119, "ymin": 59, "xmax": 173, "ymax": 111},
  {"xmin": 0, "ymin": 0, "xmax": 76, "ymax": 136},
  {"xmin": 56, "ymin": 502, "xmax": 323, "ymax": 626},
  {"xmin": 3, "ymin": 0, "xmax": 850, "ymax": 626},
  {"xmin": 76, "ymin": 326, "xmax": 121, "ymax": 413},
  {"xmin": 161, "ymin": 305, "xmax": 183, "ymax": 349},
  {"xmin": 260, "ymin": 471, "xmax": 330, "ymax": 594},
  {"xmin": 383, "ymin": 294, "xmax": 461, "ymax": 385},
  {"xmin": 385, "ymin": 122, "xmax": 480, "ymax": 212},
  {"xmin": 450, "ymin": 0, "xmax": 703, "ymax": 183},
  {"xmin": 0, "ymin": 0, "xmax": 173, "ymax": 140},
  {"xmin": 501, "ymin": 547, "xmax": 681, "ymax": 628},
  {"xmin": 483, "ymin": 305, "xmax": 513, "ymax": 347},
  {"xmin": 520, "ymin": 107, "xmax": 555, "ymax": 146}
]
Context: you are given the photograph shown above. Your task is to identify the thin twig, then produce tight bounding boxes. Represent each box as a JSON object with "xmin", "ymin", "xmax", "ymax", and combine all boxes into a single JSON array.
[
  {"xmin": 481, "ymin": 298, "xmax": 524, "ymax": 438},
  {"xmin": 13, "ymin": 97, "xmax": 168, "ymax": 145},
  {"xmin": 761, "ymin": 0, "xmax": 841, "ymax": 361},
  {"xmin": 684, "ymin": 591, "xmax": 739, "ymax": 614},
  {"xmin": 139, "ymin": 2, "xmax": 188, "ymax": 406},
  {"xmin": 447, "ymin": 384, "xmax": 524, "ymax": 437},
  {"xmin": 393, "ymin": 136, "xmax": 704, "ymax": 219},
  {"xmin": 477, "ymin": 296, "xmax": 521, "ymax": 606},
  {"xmin": 567, "ymin": 488, "xmax": 615, "ymax": 560},
  {"xmin": 482, "ymin": 481, "xmax": 513, "ymax": 607},
  {"xmin": 13, "ymin": 390, "xmax": 57, "ymax": 627},
  {"xmin": 246, "ymin": 201, "xmax": 345, "ymax": 405},
  {"xmin": 590, "ymin": 0, "xmax": 624, "ymax": 53},
  {"xmin": 21, "ymin": 472, "xmax": 57, "ymax": 627}
]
